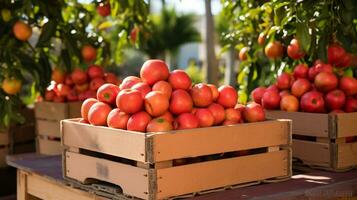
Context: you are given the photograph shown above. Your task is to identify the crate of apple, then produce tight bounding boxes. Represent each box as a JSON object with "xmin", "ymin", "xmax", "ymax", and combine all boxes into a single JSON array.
[
  {"xmin": 251, "ymin": 61, "xmax": 357, "ymax": 113},
  {"xmin": 80, "ymin": 59, "xmax": 266, "ymax": 133},
  {"xmin": 44, "ymin": 65, "xmax": 120, "ymax": 103}
]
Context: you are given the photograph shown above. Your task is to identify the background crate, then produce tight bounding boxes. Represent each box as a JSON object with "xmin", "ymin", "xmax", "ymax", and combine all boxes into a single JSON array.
[
  {"xmin": 35, "ymin": 101, "xmax": 81, "ymax": 155},
  {"xmin": 62, "ymin": 119, "xmax": 292, "ymax": 200},
  {"xmin": 266, "ymin": 111, "xmax": 357, "ymax": 171}
]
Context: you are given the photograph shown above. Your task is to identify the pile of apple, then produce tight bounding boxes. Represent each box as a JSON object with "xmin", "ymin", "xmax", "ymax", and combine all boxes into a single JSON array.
[
  {"xmin": 80, "ymin": 59, "xmax": 266, "ymax": 133},
  {"xmin": 43, "ymin": 65, "xmax": 120, "ymax": 103},
  {"xmin": 251, "ymin": 60, "xmax": 357, "ymax": 113}
]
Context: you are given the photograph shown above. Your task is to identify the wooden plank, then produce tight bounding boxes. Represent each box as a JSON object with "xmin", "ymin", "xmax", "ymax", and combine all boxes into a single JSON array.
[
  {"xmin": 337, "ymin": 142, "xmax": 357, "ymax": 169},
  {"xmin": 62, "ymin": 119, "xmax": 147, "ymax": 162},
  {"xmin": 64, "ymin": 151, "xmax": 149, "ymax": 200},
  {"xmin": 26, "ymin": 171, "xmax": 106, "ymax": 200},
  {"xmin": 36, "ymin": 119, "xmax": 60, "ymax": 138},
  {"xmin": 17, "ymin": 170, "xmax": 30, "ymax": 200},
  {"xmin": 68, "ymin": 102, "xmax": 83, "ymax": 118},
  {"xmin": 292, "ymin": 139, "xmax": 331, "ymax": 167},
  {"xmin": 37, "ymin": 138, "xmax": 62, "ymax": 155},
  {"xmin": 11, "ymin": 124, "xmax": 36, "ymax": 143},
  {"xmin": 266, "ymin": 111, "xmax": 329, "ymax": 138},
  {"xmin": 156, "ymin": 150, "xmax": 290, "ymax": 199},
  {"xmin": 0, "ymin": 147, "xmax": 9, "ymax": 168},
  {"xmin": 151, "ymin": 120, "xmax": 290, "ymax": 162},
  {"xmin": 35, "ymin": 102, "xmax": 69, "ymax": 121},
  {"xmin": 336, "ymin": 112, "xmax": 357, "ymax": 138},
  {"xmin": 0, "ymin": 132, "xmax": 9, "ymax": 146}
]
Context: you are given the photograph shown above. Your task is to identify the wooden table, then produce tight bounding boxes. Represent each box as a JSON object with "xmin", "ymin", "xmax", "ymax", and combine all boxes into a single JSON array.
[{"xmin": 7, "ymin": 153, "xmax": 357, "ymax": 200}]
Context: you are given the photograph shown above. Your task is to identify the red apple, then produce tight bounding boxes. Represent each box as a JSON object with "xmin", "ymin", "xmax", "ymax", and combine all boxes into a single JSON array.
[
  {"xmin": 251, "ymin": 86, "xmax": 266, "ymax": 104},
  {"xmin": 174, "ymin": 113, "xmax": 199, "ymax": 130},
  {"xmin": 96, "ymin": 2, "xmax": 111, "ymax": 17},
  {"xmin": 104, "ymin": 73, "xmax": 120, "ymax": 85},
  {"xmin": 293, "ymin": 63, "xmax": 309, "ymax": 79},
  {"xmin": 339, "ymin": 76, "xmax": 357, "ymax": 96},
  {"xmin": 132, "ymin": 82, "xmax": 152, "ymax": 98},
  {"xmin": 56, "ymin": 83, "xmax": 70, "ymax": 97},
  {"xmin": 158, "ymin": 111, "xmax": 174, "ymax": 123},
  {"xmin": 242, "ymin": 102, "xmax": 265, "ymax": 122},
  {"xmin": 225, "ymin": 108, "xmax": 241, "ymax": 122},
  {"xmin": 190, "ymin": 83, "xmax": 213, "ymax": 107},
  {"xmin": 328, "ymin": 43, "xmax": 346, "ymax": 65},
  {"xmin": 261, "ymin": 90, "xmax": 281, "ymax": 110},
  {"xmin": 71, "ymin": 69, "xmax": 88, "ymax": 85},
  {"xmin": 266, "ymin": 85, "xmax": 279, "ymax": 93},
  {"xmin": 314, "ymin": 72, "xmax": 338, "ymax": 92},
  {"xmin": 168, "ymin": 70, "xmax": 192, "ymax": 90},
  {"xmin": 45, "ymin": 90, "xmax": 55, "ymax": 101},
  {"xmin": 89, "ymin": 78, "xmax": 106, "ymax": 91},
  {"xmin": 120, "ymin": 76, "xmax": 142, "ymax": 90},
  {"xmin": 81, "ymin": 45, "xmax": 97, "ymax": 63},
  {"xmin": 207, "ymin": 84, "xmax": 219, "ymax": 101},
  {"xmin": 146, "ymin": 117, "xmax": 173, "ymax": 132},
  {"xmin": 107, "ymin": 109, "xmax": 130, "ymax": 129},
  {"xmin": 325, "ymin": 89, "xmax": 346, "ymax": 111},
  {"xmin": 279, "ymin": 90, "xmax": 291, "ymax": 97},
  {"xmin": 127, "ymin": 111, "xmax": 151, "ymax": 132},
  {"xmin": 152, "ymin": 81, "xmax": 172, "ymax": 99},
  {"xmin": 66, "ymin": 89, "xmax": 78, "ymax": 102},
  {"xmin": 195, "ymin": 108, "xmax": 214, "ymax": 127},
  {"xmin": 280, "ymin": 95, "xmax": 299, "ymax": 112},
  {"xmin": 75, "ymin": 83, "xmax": 89, "ymax": 93},
  {"xmin": 81, "ymin": 98, "xmax": 98, "ymax": 121},
  {"xmin": 291, "ymin": 78, "xmax": 311, "ymax": 98},
  {"xmin": 277, "ymin": 72, "xmax": 293, "ymax": 90},
  {"xmin": 208, "ymin": 103, "xmax": 226, "ymax": 125},
  {"xmin": 97, "ymin": 83, "xmax": 120, "ymax": 105},
  {"xmin": 287, "ymin": 38, "xmax": 305, "ymax": 60},
  {"xmin": 344, "ymin": 97, "xmax": 357, "ymax": 113},
  {"xmin": 88, "ymin": 65, "xmax": 104, "ymax": 79},
  {"xmin": 88, "ymin": 102, "xmax": 112, "ymax": 126},
  {"xmin": 169, "ymin": 89, "xmax": 193, "ymax": 115},
  {"xmin": 217, "ymin": 85, "xmax": 238, "ymax": 108},
  {"xmin": 65, "ymin": 76, "xmax": 74, "ymax": 86},
  {"xmin": 116, "ymin": 89, "xmax": 143, "ymax": 114},
  {"xmin": 140, "ymin": 59, "xmax": 169, "ymax": 85},
  {"xmin": 300, "ymin": 91, "xmax": 325, "ymax": 113},
  {"xmin": 144, "ymin": 91, "xmax": 169, "ymax": 117}
]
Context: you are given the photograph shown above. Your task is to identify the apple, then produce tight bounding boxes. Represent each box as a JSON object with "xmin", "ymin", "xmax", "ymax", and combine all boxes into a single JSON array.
[
  {"xmin": 266, "ymin": 85, "xmax": 279, "ymax": 93},
  {"xmin": 225, "ymin": 108, "xmax": 241, "ymax": 122},
  {"xmin": 251, "ymin": 86, "xmax": 266, "ymax": 104},
  {"xmin": 174, "ymin": 113, "xmax": 199, "ymax": 130},
  {"xmin": 107, "ymin": 108, "xmax": 129, "ymax": 129},
  {"xmin": 97, "ymin": 83, "xmax": 120, "ymax": 105},
  {"xmin": 66, "ymin": 89, "xmax": 78, "ymax": 102},
  {"xmin": 120, "ymin": 76, "xmax": 142, "ymax": 90},
  {"xmin": 52, "ymin": 68, "xmax": 66, "ymax": 84},
  {"xmin": 88, "ymin": 65, "xmax": 104, "ymax": 79},
  {"xmin": 293, "ymin": 63, "xmax": 309, "ymax": 79},
  {"xmin": 146, "ymin": 118, "xmax": 173, "ymax": 132},
  {"xmin": 56, "ymin": 83, "xmax": 70, "ymax": 97},
  {"xmin": 144, "ymin": 91, "xmax": 169, "ymax": 117},
  {"xmin": 169, "ymin": 89, "xmax": 193, "ymax": 115},
  {"xmin": 158, "ymin": 111, "xmax": 174, "ymax": 123},
  {"xmin": 291, "ymin": 78, "xmax": 311, "ymax": 98},
  {"xmin": 208, "ymin": 103, "xmax": 225, "ymax": 125},
  {"xmin": 344, "ymin": 97, "xmax": 357, "ymax": 113},
  {"xmin": 140, "ymin": 59, "xmax": 169, "ymax": 85},
  {"xmin": 300, "ymin": 91, "xmax": 325, "ymax": 113},
  {"xmin": 75, "ymin": 83, "xmax": 89, "ymax": 93},
  {"xmin": 116, "ymin": 89, "xmax": 143, "ymax": 114},
  {"xmin": 88, "ymin": 102, "xmax": 112, "ymax": 126},
  {"xmin": 261, "ymin": 90, "xmax": 281, "ymax": 110},
  {"xmin": 81, "ymin": 45, "xmax": 97, "ymax": 63},
  {"xmin": 276, "ymin": 72, "xmax": 293, "ymax": 90},
  {"xmin": 339, "ymin": 76, "xmax": 357, "ymax": 96},
  {"xmin": 132, "ymin": 82, "xmax": 152, "ymax": 98},
  {"xmin": 127, "ymin": 111, "xmax": 151, "ymax": 132},
  {"xmin": 279, "ymin": 90, "xmax": 291, "ymax": 97},
  {"xmin": 190, "ymin": 83, "xmax": 213, "ymax": 107},
  {"xmin": 152, "ymin": 81, "xmax": 172, "ymax": 99},
  {"xmin": 194, "ymin": 108, "xmax": 214, "ymax": 127},
  {"xmin": 314, "ymin": 72, "xmax": 338, "ymax": 92},
  {"xmin": 71, "ymin": 69, "xmax": 88, "ymax": 85},
  {"xmin": 89, "ymin": 78, "xmax": 105, "ymax": 91},
  {"xmin": 65, "ymin": 76, "xmax": 74, "ymax": 86},
  {"xmin": 207, "ymin": 84, "xmax": 219, "ymax": 101},
  {"xmin": 287, "ymin": 38, "xmax": 305, "ymax": 60},
  {"xmin": 96, "ymin": 2, "xmax": 111, "ymax": 17},
  {"xmin": 217, "ymin": 85, "xmax": 238, "ymax": 108},
  {"xmin": 242, "ymin": 102, "xmax": 265, "ymax": 122},
  {"xmin": 325, "ymin": 89, "xmax": 346, "ymax": 111},
  {"xmin": 168, "ymin": 70, "xmax": 192, "ymax": 90},
  {"xmin": 45, "ymin": 90, "xmax": 55, "ymax": 101},
  {"xmin": 104, "ymin": 73, "xmax": 120, "ymax": 85},
  {"xmin": 280, "ymin": 95, "xmax": 299, "ymax": 112}
]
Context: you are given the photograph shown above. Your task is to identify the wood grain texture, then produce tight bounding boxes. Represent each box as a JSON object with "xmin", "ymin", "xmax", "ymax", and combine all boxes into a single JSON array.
[
  {"xmin": 293, "ymin": 139, "xmax": 331, "ymax": 167},
  {"xmin": 36, "ymin": 120, "xmax": 61, "ymax": 138},
  {"xmin": 34, "ymin": 102, "xmax": 81, "ymax": 121},
  {"xmin": 335, "ymin": 112, "xmax": 357, "ymax": 138},
  {"xmin": 337, "ymin": 142, "xmax": 357, "ymax": 169},
  {"xmin": 37, "ymin": 138, "xmax": 62, "ymax": 155}
]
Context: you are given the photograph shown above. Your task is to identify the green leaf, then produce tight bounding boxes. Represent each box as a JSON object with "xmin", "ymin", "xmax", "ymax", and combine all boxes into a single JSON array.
[
  {"xmin": 36, "ymin": 20, "xmax": 57, "ymax": 47},
  {"xmin": 296, "ymin": 21, "xmax": 311, "ymax": 53}
]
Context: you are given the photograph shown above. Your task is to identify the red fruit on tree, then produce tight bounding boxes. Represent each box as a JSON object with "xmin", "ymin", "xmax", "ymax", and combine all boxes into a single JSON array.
[
  {"xmin": 107, "ymin": 109, "xmax": 130, "ymax": 129},
  {"xmin": 190, "ymin": 83, "xmax": 213, "ymax": 107},
  {"xmin": 174, "ymin": 113, "xmax": 199, "ymax": 130},
  {"xmin": 88, "ymin": 102, "xmax": 112, "ymax": 126},
  {"xmin": 300, "ymin": 91, "xmax": 325, "ymax": 113},
  {"xmin": 251, "ymin": 86, "xmax": 266, "ymax": 104},
  {"xmin": 127, "ymin": 111, "xmax": 151, "ymax": 132},
  {"xmin": 116, "ymin": 89, "xmax": 143, "ymax": 114},
  {"xmin": 96, "ymin": 2, "xmax": 111, "ymax": 17},
  {"xmin": 280, "ymin": 95, "xmax": 299, "ymax": 112},
  {"xmin": 208, "ymin": 103, "xmax": 226, "ymax": 125},
  {"xmin": 195, "ymin": 108, "xmax": 215, "ymax": 127},
  {"xmin": 293, "ymin": 63, "xmax": 309, "ymax": 79},
  {"xmin": 88, "ymin": 65, "xmax": 104, "ymax": 79},
  {"xmin": 314, "ymin": 72, "xmax": 338, "ymax": 92},
  {"xmin": 339, "ymin": 76, "xmax": 357, "ymax": 96},
  {"xmin": 291, "ymin": 78, "xmax": 311, "ymax": 98},
  {"xmin": 261, "ymin": 90, "xmax": 281, "ymax": 110},
  {"xmin": 81, "ymin": 45, "xmax": 97, "ymax": 63},
  {"xmin": 168, "ymin": 70, "xmax": 192, "ymax": 90},
  {"xmin": 97, "ymin": 83, "xmax": 120, "ymax": 105},
  {"xmin": 152, "ymin": 81, "xmax": 172, "ymax": 99},
  {"xmin": 140, "ymin": 59, "xmax": 169, "ymax": 85},
  {"xmin": 169, "ymin": 89, "xmax": 193, "ymax": 115},
  {"xmin": 144, "ymin": 91, "xmax": 169, "ymax": 117},
  {"xmin": 276, "ymin": 72, "xmax": 293, "ymax": 90},
  {"xmin": 71, "ymin": 69, "xmax": 88, "ymax": 85},
  {"xmin": 336, "ymin": 53, "xmax": 352, "ymax": 68},
  {"xmin": 120, "ymin": 76, "xmax": 141, "ymax": 90},
  {"xmin": 146, "ymin": 118, "xmax": 173, "ymax": 132},
  {"xmin": 217, "ymin": 85, "xmax": 238, "ymax": 108},
  {"xmin": 287, "ymin": 38, "xmax": 305, "ymax": 60},
  {"xmin": 325, "ymin": 89, "xmax": 346, "ymax": 111},
  {"xmin": 89, "ymin": 78, "xmax": 106, "ymax": 91},
  {"xmin": 242, "ymin": 102, "xmax": 265, "ymax": 122},
  {"xmin": 239, "ymin": 47, "xmax": 249, "ymax": 61},
  {"xmin": 132, "ymin": 82, "xmax": 152, "ymax": 98},
  {"xmin": 52, "ymin": 68, "xmax": 66, "ymax": 84},
  {"xmin": 328, "ymin": 43, "xmax": 346, "ymax": 65},
  {"xmin": 265, "ymin": 41, "xmax": 284, "ymax": 59}
]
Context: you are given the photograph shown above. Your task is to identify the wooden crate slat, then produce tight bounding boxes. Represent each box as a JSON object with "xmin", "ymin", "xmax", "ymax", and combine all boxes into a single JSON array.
[
  {"xmin": 151, "ymin": 120, "xmax": 290, "ymax": 162},
  {"xmin": 38, "ymin": 138, "xmax": 62, "ymax": 155},
  {"xmin": 0, "ymin": 132, "xmax": 9, "ymax": 146},
  {"xmin": 65, "ymin": 151, "xmax": 149, "ymax": 200},
  {"xmin": 336, "ymin": 113, "xmax": 357, "ymax": 138},
  {"xmin": 61, "ymin": 119, "xmax": 147, "ymax": 162},
  {"xmin": 293, "ymin": 139, "xmax": 331, "ymax": 167},
  {"xmin": 337, "ymin": 142, "xmax": 357, "ymax": 169},
  {"xmin": 11, "ymin": 124, "xmax": 36, "ymax": 143},
  {"xmin": 35, "ymin": 102, "xmax": 69, "ymax": 121},
  {"xmin": 156, "ymin": 150, "xmax": 290, "ymax": 199},
  {"xmin": 36, "ymin": 119, "xmax": 61, "ymax": 138},
  {"xmin": 266, "ymin": 111, "xmax": 329, "ymax": 138}
]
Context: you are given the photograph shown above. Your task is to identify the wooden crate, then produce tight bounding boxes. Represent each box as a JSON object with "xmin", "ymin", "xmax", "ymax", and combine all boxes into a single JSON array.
[
  {"xmin": 266, "ymin": 111, "xmax": 357, "ymax": 171},
  {"xmin": 62, "ymin": 119, "xmax": 292, "ymax": 200},
  {"xmin": 35, "ymin": 101, "xmax": 81, "ymax": 155},
  {"xmin": 0, "ymin": 132, "xmax": 9, "ymax": 168}
]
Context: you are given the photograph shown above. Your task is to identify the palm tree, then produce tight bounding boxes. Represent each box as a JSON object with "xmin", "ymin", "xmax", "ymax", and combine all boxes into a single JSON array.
[{"xmin": 143, "ymin": 7, "xmax": 201, "ymax": 69}]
